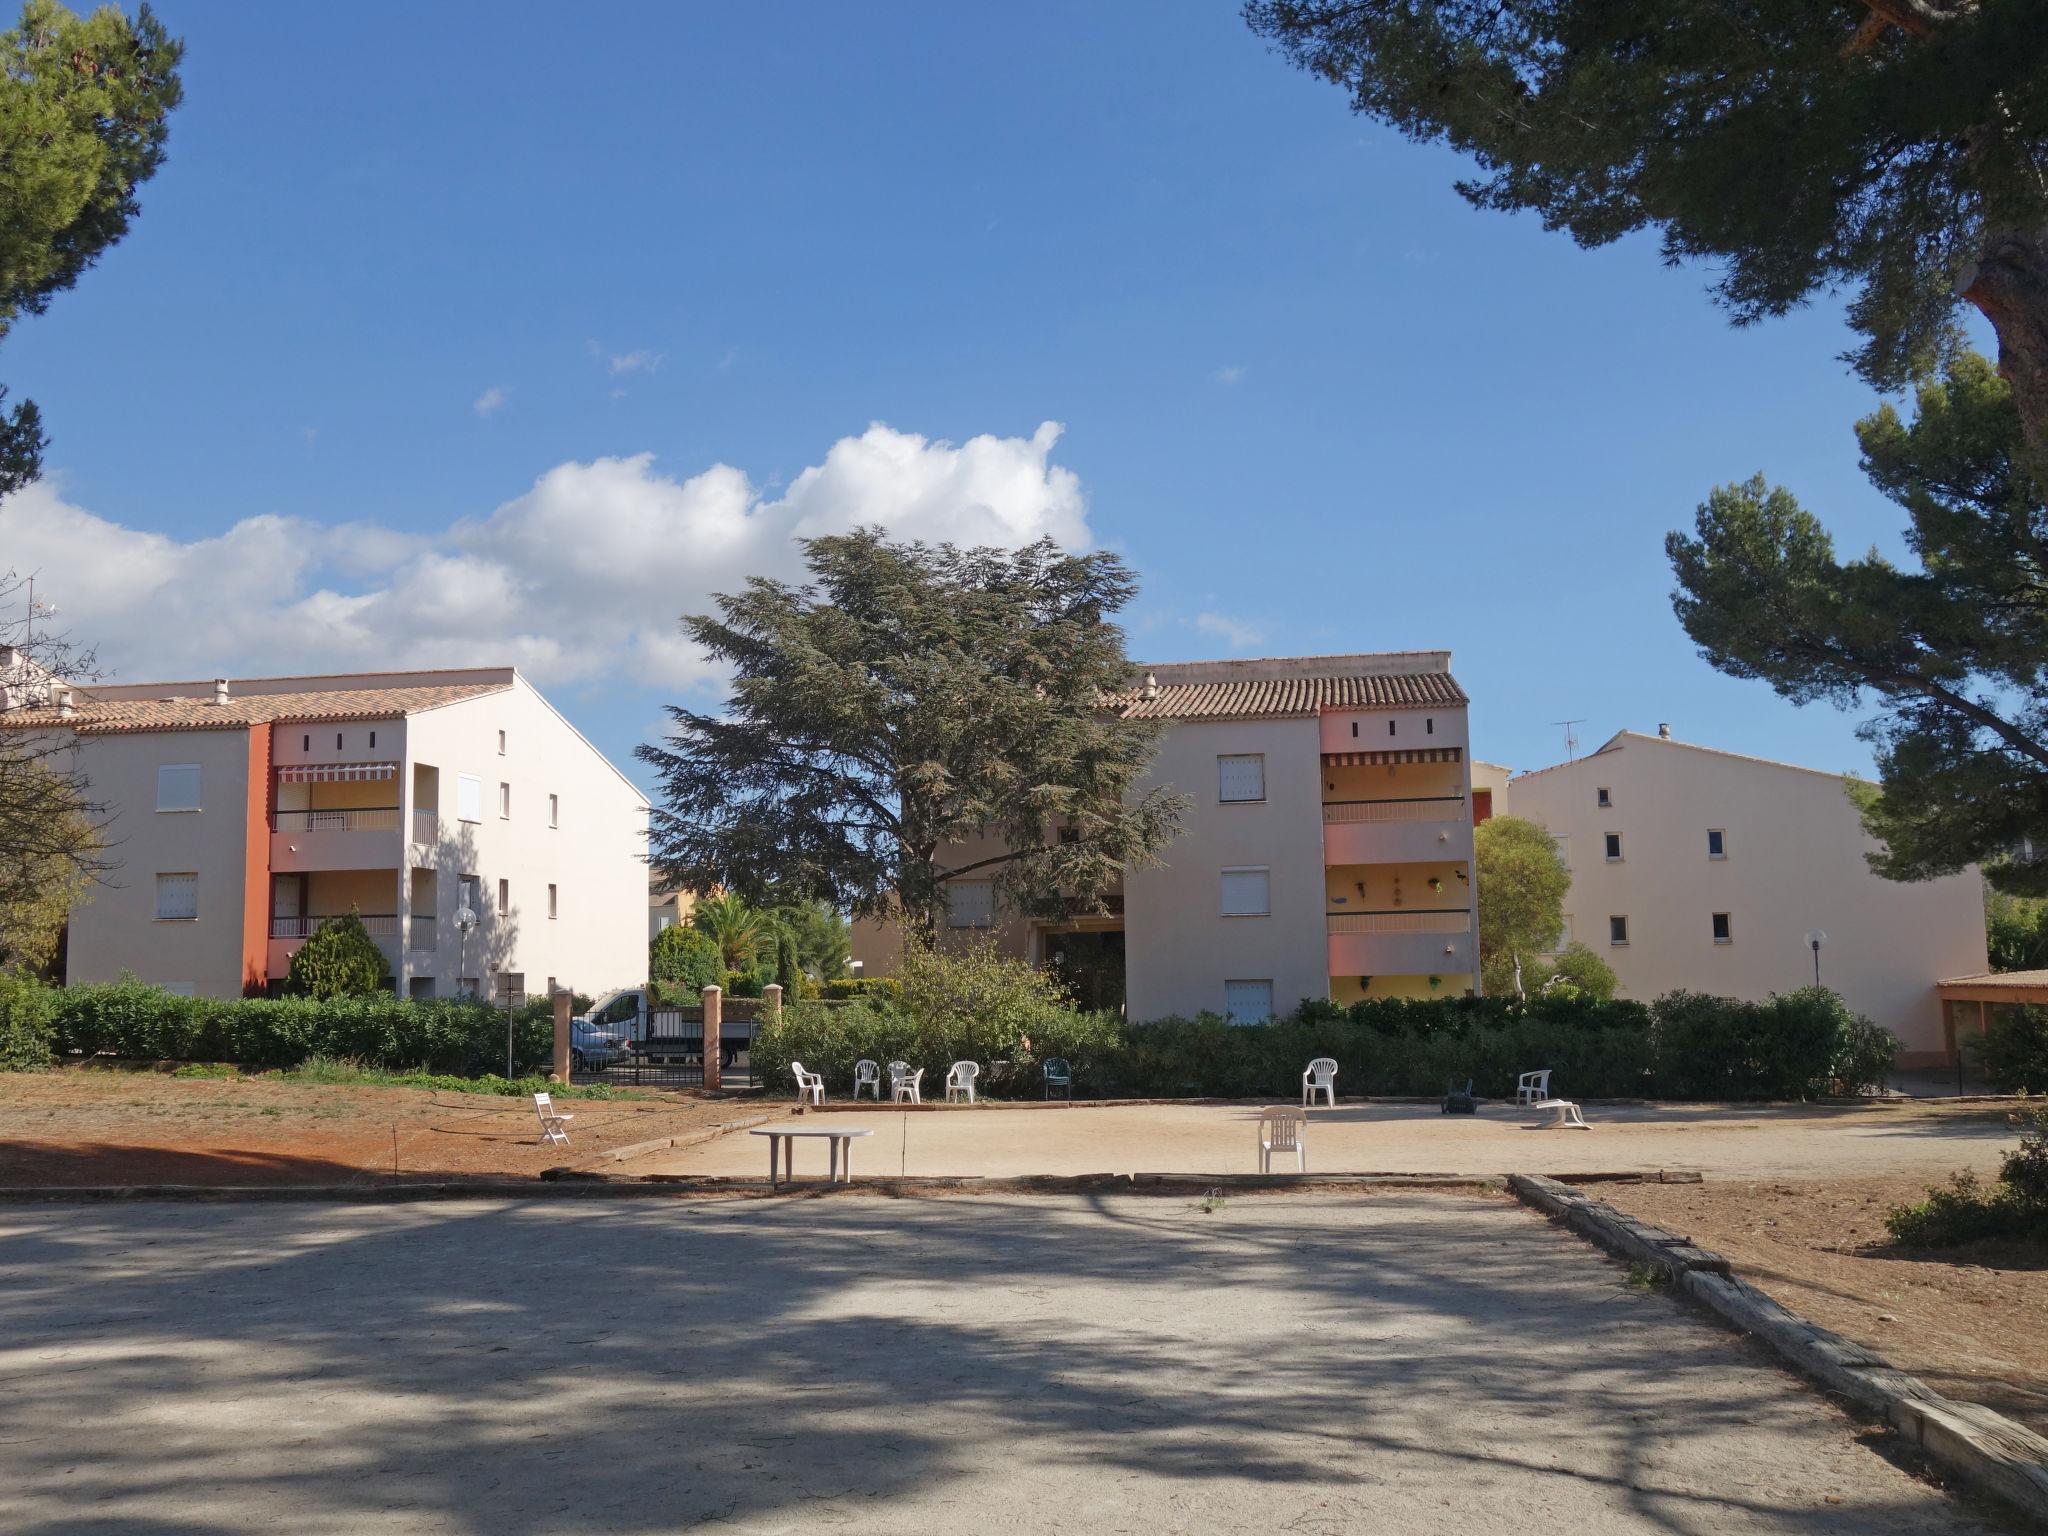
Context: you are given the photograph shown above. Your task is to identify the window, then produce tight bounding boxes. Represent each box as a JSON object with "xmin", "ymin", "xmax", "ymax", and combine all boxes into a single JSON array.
[
  {"xmin": 1707, "ymin": 828, "xmax": 1727, "ymax": 860},
  {"xmin": 497, "ymin": 729, "xmax": 507, "ymax": 755},
  {"xmin": 497, "ymin": 877, "xmax": 509, "ymax": 912},
  {"xmin": 1225, "ymin": 980, "xmax": 1274, "ymax": 1025},
  {"xmin": 1386, "ymin": 719, "xmax": 1396, "ymax": 737},
  {"xmin": 1220, "ymin": 867, "xmax": 1270, "ymax": 917},
  {"xmin": 498, "ymin": 782, "xmax": 511, "ymax": 819},
  {"xmin": 1550, "ymin": 915, "xmax": 1574, "ymax": 953},
  {"xmin": 155, "ymin": 873, "xmax": 198, "ymax": 921},
  {"xmin": 1597, "ymin": 787, "xmax": 1612, "ymax": 808},
  {"xmin": 1604, "ymin": 832, "xmax": 1623, "ymax": 861},
  {"xmin": 1609, "ymin": 915, "xmax": 1629, "ymax": 946},
  {"xmin": 335, "ymin": 733, "xmax": 343, "ymax": 750},
  {"xmin": 459, "ymin": 977, "xmax": 481, "ymax": 999},
  {"xmin": 1217, "ymin": 754, "xmax": 1265, "ymax": 803},
  {"xmin": 457, "ymin": 875, "xmax": 478, "ymax": 915},
  {"xmin": 546, "ymin": 976, "xmax": 557, "ymax": 996},
  {"xmin": 1350, "ymin": 721, "xmax": 1359, "ymax": 738},
  {"xmin": 369, "ymin": 730, "xmax": 376, "ymax": 749},
  {"xmin": 1425, "ymin": 717, "xmax": 1434, "ymax": 735},
  {"xmin": 408, "ymin": 977, "xmax": 435, "ymax": 1001},
  {"xmin": 548, "ymin": 883, "xmax": 558, "ymax": 920},
  {"xmin": 548, "ymin": 793, "xmax": 559, "ymax": 829},
  {"xmin": 945, "ymin": 880, "xmax": 993, "ymax": 928},
  {"xmin": 457, "ymin": 773, "xmax": 483, "ymax": 823},
  {"xmin": 155, "ymin": 764, "xmax": 201, "ymax": 812},
  {"xmin": 302, "ymin": 734, "xmax": 310, "ymax": 752},
  {"xmin": 1712, "ymin": 912, "xmax": 1732, "ymax": 943}
]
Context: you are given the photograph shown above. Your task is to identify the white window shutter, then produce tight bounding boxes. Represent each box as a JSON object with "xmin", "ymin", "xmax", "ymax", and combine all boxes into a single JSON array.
[
  {"xmin": 946, "ymin": 880, "xmax": 994, "ymax": 928},
  {"xmin": 1220, "ymin": 868, "xmax": 1269, "ymax": 917},
  {"xmin": 457, "ymin": 774, "xmax": 483, "ymax": 822},
  {"xmin": 155, "ymin": 873, "xmax": 197, "ymax": 921},
  {"xmin": 156, "ymin": 764, "xmax": 201, "ymax": 812},
  {"xmin": 1224, "ymin": 980, "xmax": 1274, "ymax": 1025},
  {"xmin": 1217, "ymin": 754, "xmax": 1265, "ymax": 802}
]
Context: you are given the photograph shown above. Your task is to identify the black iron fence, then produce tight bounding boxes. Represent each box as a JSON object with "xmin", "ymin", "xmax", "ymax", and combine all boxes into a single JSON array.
[{"xmin": 570, "ymin": 1001, "xmax": 764, "ymax": 1089}]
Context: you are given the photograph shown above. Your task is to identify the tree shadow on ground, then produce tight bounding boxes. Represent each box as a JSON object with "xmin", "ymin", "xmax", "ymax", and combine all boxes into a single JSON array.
[{"xmin": 0, "ymin": 1194, "xmax": 2006, "ymax": 1535}]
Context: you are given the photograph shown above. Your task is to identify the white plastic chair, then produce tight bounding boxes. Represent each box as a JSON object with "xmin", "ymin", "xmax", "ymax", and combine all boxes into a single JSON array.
[
  {"xmin": 1531, "ymin": 1097, "xmax": 1590, "ymax": 1129},
  {"xmin": 1516, "ymin": 1069, "xmax": 1553, "ymax": 1106},
  {"xmin": 791, "ymin": 1060, "xmax": 824, "ymax": 1107},
  {"xmin": 889, "ymin": 1062, "xmax": 923, "ymax": 1104},
  {"xmin": 945, "ymin": 1061, "xmax": 978, "ymax": 1103},
  {"xmin": 533, "ymin": 1091, "xmax": 573, "ymax": 1147},
  {"xmin": 853, "ymin": 1059, "xmax": 882, "ymax": 1100},
  {"xmin": 1258, "ymin": 1107, "xmax": 1305, "ymax": 1173},
  {"xmin": 1302, "ymin": 1056, "xmax": 1338, "ymax": 1108}
]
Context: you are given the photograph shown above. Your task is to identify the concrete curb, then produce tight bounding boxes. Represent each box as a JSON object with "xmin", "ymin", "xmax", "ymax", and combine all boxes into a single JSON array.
[{"xmin": 1507, "ymin": 1173, "xmax": 2048, "ymax": 1526}]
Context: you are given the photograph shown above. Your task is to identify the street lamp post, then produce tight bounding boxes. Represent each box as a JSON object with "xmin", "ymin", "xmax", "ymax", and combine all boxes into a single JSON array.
[
  {"xmin": 455, "ymin": 904, "xmax": 478, "ymax": 1001},
  {"xmin": 1803, "ymin": 929, "xmax": 1828, "ymax": 989}
]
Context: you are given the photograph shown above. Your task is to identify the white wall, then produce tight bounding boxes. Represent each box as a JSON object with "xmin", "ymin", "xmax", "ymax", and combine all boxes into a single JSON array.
[
  {"xmin": 66, "ymin": 727, "xmax": 258, "ymax": 997},
  {"xmin": 1507, "ymin": 735, "xmax": 1986, "ymax": 1060},
  {"xmin": 1124, "ymin": 716, "xmax": 1329, "ymax": 1021},
  {"xmin": 399, "ymin": 677, "xmax": 648, "ymax": 1001}
]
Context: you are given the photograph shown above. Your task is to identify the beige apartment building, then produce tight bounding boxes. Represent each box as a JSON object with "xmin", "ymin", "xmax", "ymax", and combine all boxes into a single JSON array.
[
  {"xmin": 856, "ymin": 651, "xmax": 1479, "ymax": 1022},
  {"xmin": 1503, "ymin": 729, "xmax": 1986, "ymax": 1066},
  {"xmin": 8, "ymin": 666, "xmax": 649, "ymax": 1002}
]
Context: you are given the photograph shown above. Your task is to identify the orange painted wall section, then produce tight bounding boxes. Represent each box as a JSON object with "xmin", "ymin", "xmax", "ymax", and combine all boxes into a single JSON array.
[{"xmin": 241, "ymin": 724, "xmax": 272, "ymax": 994}]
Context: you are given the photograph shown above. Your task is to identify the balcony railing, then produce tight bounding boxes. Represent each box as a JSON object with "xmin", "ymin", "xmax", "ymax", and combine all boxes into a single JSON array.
[
  {"xmin": 272, "ymin": 807, "xmax": 401, "ymax": 833},
  {"xmin": 1322, "ymin": 796, "xmax": 1465, "ymax": 824},
  {"xmin": 271, "ymin": 912, "xmax": 399, "ymax": 939},
  {"xmin": 412, "ymin": 810, "xmax": 438, "ymax": 845},
  {"xmin": 409, "ymin": 914, "xmax": 437, "ymax": 952},
  {"xmin": 1326, "ymin": 908, "xmax": 1471, "ymax": 935}
]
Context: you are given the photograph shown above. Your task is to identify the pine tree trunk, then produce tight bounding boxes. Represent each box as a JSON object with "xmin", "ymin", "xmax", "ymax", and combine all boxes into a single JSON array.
[{"xmin": 1960, "ymin": 228, "xmax": 2048, "ymax": 476}]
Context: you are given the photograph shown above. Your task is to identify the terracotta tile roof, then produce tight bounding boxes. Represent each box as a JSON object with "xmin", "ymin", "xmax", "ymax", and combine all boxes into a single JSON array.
[
  {"xmin": 1107, "ymin": 670, "xmax": 1467, "ymax": 722},
  {"xmin": 5, "ymin": 681, "xmax": 511, "ymax": 734}
]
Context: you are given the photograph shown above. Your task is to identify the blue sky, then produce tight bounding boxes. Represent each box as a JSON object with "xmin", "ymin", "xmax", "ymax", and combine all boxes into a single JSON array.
[{"xmin": 2, "ymin": 1, "xmax": 1947, "ymax": 784}]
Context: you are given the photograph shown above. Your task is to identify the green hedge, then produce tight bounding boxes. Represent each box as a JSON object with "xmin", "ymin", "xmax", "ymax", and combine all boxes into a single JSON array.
[
  {"xmin": 0, "ymin": 969, "xmax": 55, "ymax": 1071},
  {"xmin": 1975, "ymin": 1005, "xmax": 2048, "ymax": 1093},
  {"xmin": 41, "ymin": 977, "xmax": 553, "ymax": 1073},
  {"xmin": 751, "ymin": 986, "xmax": 1891, "ymax": 1102}
]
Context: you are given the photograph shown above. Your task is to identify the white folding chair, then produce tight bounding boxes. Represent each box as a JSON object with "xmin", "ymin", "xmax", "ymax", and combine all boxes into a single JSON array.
[
  {"xmin": 890, "ymin": 1064, "xmax": 924, "ymax": 1104},
  {"xmin": 1302, "ymin": 1056, "xmax": 1338, "ymax": 1108},
  {"xmin": 1258, "ymin": 1107, "xmax": 1305, "ymax": 1173},
  {"xmin": 791, "ymin": 1060, "xmax": 824, "ymax": 1107},
  {"xmin": 533, "ymin": 1091, "xmax": 573, "ymax": 1147},
  {"xmin": 944, "ymin": 1061, "xmax": 978, "ymax": 1103},
  {"xmin": 853, "ymin": 1059, "xmax": 882, "ymax": 1100},
  {"xmin": 1516, "ymin": 1069, "xmax": 1553, "ymax": 1107}
]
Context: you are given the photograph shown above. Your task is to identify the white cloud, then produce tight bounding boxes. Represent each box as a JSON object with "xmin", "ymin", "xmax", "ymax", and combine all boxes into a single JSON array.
[
  {"xmin": 608, "ymin": 349, "xmax": 663, "ymax": 377},
  {"xmin": 1194, "ymin": 611, "xmax": 1264, "ymax": 650},
  {"xmin": 1211, "ymin": 365, "xmax": 1246, "ymax": 385},
  {"xmin": 0, "ymin": 422, "xmax": 1092, "ymax": 693},
  {"xmin": 473, "ymin": 385, "xmax": 509, "ymax": 417}
]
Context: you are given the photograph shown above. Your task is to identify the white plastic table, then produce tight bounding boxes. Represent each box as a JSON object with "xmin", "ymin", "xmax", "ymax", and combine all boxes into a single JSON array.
[{"xmin": 750, "ymin": 1125, "xmax": 876, "ymax": 1186}]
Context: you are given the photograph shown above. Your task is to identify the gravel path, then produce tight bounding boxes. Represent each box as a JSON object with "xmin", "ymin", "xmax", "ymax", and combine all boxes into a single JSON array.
[{"xmin": 0, "ymin": 1194, "xmax": 2005, "ymax": 1533}]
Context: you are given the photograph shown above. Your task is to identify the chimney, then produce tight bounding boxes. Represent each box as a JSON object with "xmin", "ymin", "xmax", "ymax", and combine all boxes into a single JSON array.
[
  {"xmin": 213, "ymin": 677, "xmax": 230, "ymax": 706},
  {"xmin": 1657, "ymin": 722, "xmax": 1671, "ymax": 739},
  {"xmin": 56, "ymin": 687, "xmax": 76, "ymax": 718},
  {"xmin": 1142, "ymin": 672, "xmax": 1159, "ymax": 702}
]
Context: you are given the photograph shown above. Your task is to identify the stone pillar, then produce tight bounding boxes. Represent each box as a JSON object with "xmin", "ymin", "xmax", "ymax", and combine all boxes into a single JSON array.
[
  {"xmin": 551, "ymin": 989, "xmax": 573, "ymax": 1082},
  {"xmin": 702, "ymin": 984, "xmax": 722, "ymax": 1092},
  {"xmin": 763, "ymin": 983, "xmax": 783, "ymax": 1023}
]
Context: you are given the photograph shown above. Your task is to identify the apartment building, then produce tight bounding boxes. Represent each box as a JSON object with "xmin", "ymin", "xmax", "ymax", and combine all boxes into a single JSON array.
[
  {"xmin": 8, "ymin": 667, "xmax": 648, "ymax": 1002},
  {"xmin": 855, "ymin": 651, "xmax": 1479, "ymax": 1022},
  {"xmin": 1503, "ymin": 728, "xmax": 1986, "ymax": 1066}
]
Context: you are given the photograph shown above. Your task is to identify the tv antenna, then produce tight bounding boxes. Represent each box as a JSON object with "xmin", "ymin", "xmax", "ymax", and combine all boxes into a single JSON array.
[{"xmin": 1552, "ymin": 718, "xmax": 1585, "ymax": 764}]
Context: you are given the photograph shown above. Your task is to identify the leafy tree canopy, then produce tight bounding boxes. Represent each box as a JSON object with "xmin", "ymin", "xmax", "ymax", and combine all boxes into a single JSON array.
[
  {"xmin": 1, "ymin": 1, "xmax": 183, "ymax": 494},
  {"xmin": 772, "ymin": 897, "xmax": 850, "ymax": 983},
  {"xmin": 284, "ymin": 908, "xmax": 389, "ymax": 1000},
  {"xmin": 1668, "ymin": 353, "xmax": 2048, "ymax": 892},
  {"xmin": 1244, "ymin": 1, "xmax": 2048, "ymax": 466},
  {"xmin": 1475, "ymin": 814, "xmax": 1569, "ymax": 999},
  {"xmin": 649, "ymin": 923, "xmax": 722, "ymax": 998},
  {"xmin": 639, "ymin": 529, "xmax": 1187, "ymax": 936},
  {"xmin": 690, "ymin": 891, "xmax": 771, "ymax": 972}
]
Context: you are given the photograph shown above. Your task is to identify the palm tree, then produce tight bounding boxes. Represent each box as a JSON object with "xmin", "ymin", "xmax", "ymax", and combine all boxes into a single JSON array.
[{"xmin": 692, "ymin": 891, "xmax": 771, "ymax": 971}]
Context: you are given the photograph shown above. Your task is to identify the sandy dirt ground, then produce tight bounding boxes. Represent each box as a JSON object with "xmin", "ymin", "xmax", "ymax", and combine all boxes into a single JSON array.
[
  {"xmin": 0, "ymin": 1068, "xmax": 776, "ymax": 1184},
  {"xmin": 627, "ymin": 1098, "xmax": 2022, "ymax": 1182},
  {"xmin": 0, "ymin": 1192, "xmax": 2013, "ymax": 1535},
  {"xmin": 1605, "ymin": 1174, "xmax": 2048, "ymax": 1441}
]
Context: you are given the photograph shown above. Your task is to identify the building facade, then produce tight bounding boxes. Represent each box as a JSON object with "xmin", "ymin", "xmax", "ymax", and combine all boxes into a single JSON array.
[
  {"xmin": 854, "ymin": 651, "xmax": 1479, "ymax": 1022},
  {"xmin": 1503, "ymin": 729, "xmax": 1986, "ymax": 1066},
  {"xmin": 12, "ymin": 668, "xmax": 648, "ymax": 1002}
]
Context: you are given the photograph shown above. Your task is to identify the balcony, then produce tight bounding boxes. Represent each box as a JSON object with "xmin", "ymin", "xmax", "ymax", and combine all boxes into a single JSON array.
[
  {"xmin": 1327, "ymin": 908, "xmax": 1477, "ymax": 977},
  {"xmin": 272, "ymin": 805, "xmax": 404, "ymax": 872},
  {"xmin": 274, "ymin": 807, "xmax": 400, "ymax": 833},
  {"xmin": 1322, "ymin": 796, "xmax": 1472, "ymax": 865},
  {"xmin": 412, "ymin": 809, "xmax": 438, "ymax": 848}
]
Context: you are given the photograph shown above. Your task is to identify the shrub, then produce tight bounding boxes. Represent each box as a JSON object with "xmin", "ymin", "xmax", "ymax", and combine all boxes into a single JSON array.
[
  {"xmin": 650, "ymin": 926, "xmax": 722, "ymax": 999},
  {"xmin": 0, "ymin": 968, "xmax": 55, "ymax": 1070},
  {"xmin": 1885, "ymin": 1102, "xmax": 2048, "ymax": 1247},
  {"xmin": 820, "ymin": 976, "xmax": 901, "ymax": 1002},
  {"xmin": 284, "ymin": 908, "xmax": 390, "ymax": 998},
  {"xmin": 1648, "ymin": 986, "xmax": 1891, "ymax": 1100},
  {"xmin": 1976, "ymin": 1004, "xmax": 2048, "ymax": 1093},
  {"xmin": 1548, "ymin": 942, "xmax": 1618, "ymax": 1001}
]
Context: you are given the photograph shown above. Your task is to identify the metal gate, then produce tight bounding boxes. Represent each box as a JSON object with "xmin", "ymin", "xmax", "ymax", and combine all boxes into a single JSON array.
[{"xmin": 569, "ymin": 1003, "xmax": 759, "ymax": 1090}]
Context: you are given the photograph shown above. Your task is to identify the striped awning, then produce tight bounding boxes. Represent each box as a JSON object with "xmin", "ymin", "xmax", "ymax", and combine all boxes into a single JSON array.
[
  {"xmin": 1323, "ymin": 747, "xmax": 1462, "ymax": 767},
  {"xmin": 275, "ymin": 761, "xmax": 398, "ymax": 783}
]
